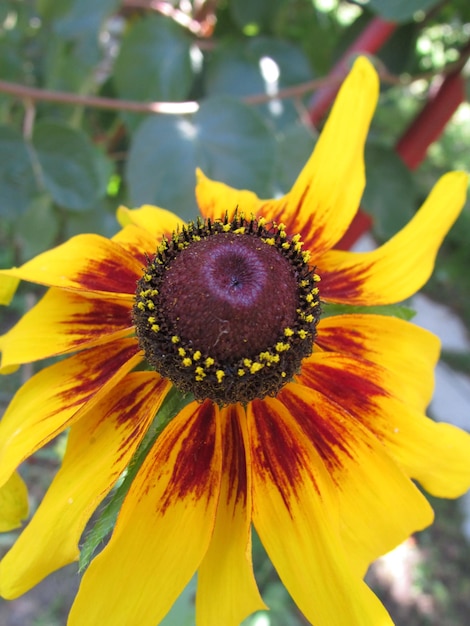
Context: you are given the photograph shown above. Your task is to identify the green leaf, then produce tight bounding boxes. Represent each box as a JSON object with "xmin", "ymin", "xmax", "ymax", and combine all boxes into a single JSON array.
[
  {"xmin": 160, "ymin": 576, "xmax": 197, "ymax": 626},
  {"xmin": 229, "ymin": 0, "xmax": 285, "ymax": 31},
  {"xmin": 363, "ymin": 142, "xmax": 417, "ymax": 241},
  {"xmin": 322, "ymin": 302, "xmax": 416, "ymax": 321},
  {"xmin": 205, "ymin": 37, "xmax": 314, "ymax": 129},
  {"xmin": 0, "ymin": 126, "xmax": 37, "ymax": 217},
  {"xmin": 53, "ymin": 0, "xmax": 120, "ymax": 38},
  {"xmin": 114, "ymin": 15, "xmax": 193, "ymax": 104},
  {"xmin": 196, "ymin": 97, "xmax": 277, "ymax": 194},
  {"xmin": 275, "ymin": 122, "xmax": 317, "ymax": 193},
  {"xmin": 16, "ymin": 195, "xmax": 60, "ymax": 262},
  {"xmin": 126, "ymin": 97, "xmax": 277, "ymax": 220},
  {"xmin": 126, "ymin": 115, "xmax": 198, "ymax": 219},
  {"xmin": 78, "ymin": 387, "xmax": 189, "ymax": 572},
  {"xmin": 377, "ymin": 22, "xmax": 419, "ymax": 75},
  {"xmin": 32, "ymin": 121, "xmax": 101, "ymax": 211},
  {"xmin": 61, "ymin": 200, "xmax": 118, "ymax": 240},
  {"xmin": 368, "ymin": 0, "xmax": 439, "ymax": 22},
  {"xmin": 441, "ymin": 350, "xmax": 470, "ymax": 377}
]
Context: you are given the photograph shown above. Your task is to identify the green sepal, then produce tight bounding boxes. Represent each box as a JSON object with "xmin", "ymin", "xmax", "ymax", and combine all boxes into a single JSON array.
[
  {"xmin": 321, "ymin": 302, "xmax": 416, "ymax": 321},
  {"xmin": 78, "ymin": 386, "xmax": 191, "ymax": 572}
]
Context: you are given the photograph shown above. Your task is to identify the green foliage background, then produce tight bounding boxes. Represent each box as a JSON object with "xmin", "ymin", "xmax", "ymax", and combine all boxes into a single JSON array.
[{"xmin": 1, "ymin": 1, "xmax": 470, "ymax": 625}]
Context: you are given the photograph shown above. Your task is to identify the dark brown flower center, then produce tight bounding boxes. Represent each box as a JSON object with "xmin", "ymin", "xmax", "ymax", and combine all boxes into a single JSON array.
[
  {"xmin": 133, "ymin": 215, "xmax": 321, "ymax": 405},
  {"xmin": 159, "ymin": 233, "xmax": 298, "ymax": 361}
]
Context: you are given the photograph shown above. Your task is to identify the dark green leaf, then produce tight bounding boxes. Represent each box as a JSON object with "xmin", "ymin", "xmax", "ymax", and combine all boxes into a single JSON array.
[
  {"xmin": 363, "ymin": 143, "xmax": 417, "ymax": 241},
  {"xmin": 53, "ymin": 0, "xmax": 120, "ymax": 38},
  {"xmin": 274, "ymin": 0, "xmax": 338, "ymax": 75},
  {"xmin": 196, "ymin": 97, "xmax": 277, "ymax": 194},
  {"xmin": 32, "ymin": 121, "xmax": 101, "ymax": 211},
  {"xmin": 368, "ymin": 0, "xmax": 439, "ymax": 22},
  {"xmin": 275, "ymin": 122, "xmax": 317, "ymax": 193},
  {"xmin": 322, "ymin": 303, "xmax": 416, "ymax": 321},
  {"xmin": 0, "ymin": 126, "xmax": 37, "ymax": 217},
  {"xmin": 126, "ymin": 97, "xmax": 277, "ymax": 220},
  {"xmin": 114, "ymin": 15, "xmax": 193, "ymax": 104},
  {"xmin": 16, "ymin": 195, "xmax": 60, "ymax": 262},
  {"xmin": 205, "ymin": 37, "xmax": 314, "ymax": 129},
  {"xmin": 441, "ymin": 350, "xmax": 470, "ymax": 376},
  {"xmin": 61, "ymin": 200, "xmax": 118, "ymax": 240},
  {"xmin": 160, "ymin": 576, "xmax": 196, "ymax": 626},
  {"xmin": 79, "ymin": 387, "xmax": 189, "ymax": 572},
  {"xmin": 229, "ymin": 0, "xmax": 285, "ymax": 31},
  {"xmin": 126, "ymin": 115, "xmax": 198, "ymax": 219},
  {"xmin": 377, "ymin": 22, "xmax": 419, "ymax": 75}
]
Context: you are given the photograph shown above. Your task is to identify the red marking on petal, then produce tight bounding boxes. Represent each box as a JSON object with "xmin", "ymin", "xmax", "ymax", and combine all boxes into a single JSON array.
[
  {"xmin": 61, "ymin": 296, "xmax": 133, "ymax": 350},
  {"xmin": 291, "ymin": 357, "xmax": 391, "ymax": 473},
  {"xmin": 319, "ymin": 263, "xmax": 373, "ymax": 302},
  {"xmin": 74, "ymin": 256, "xmax": 140, "ymax": 296},
  {"xmin": 222, "ymin": 406, "xmax": 248, "ymax": 508},
  {"xmin": 300, "ymin": 358, "xmax": 386, "ymax": 406},
  {"xmin": 111, "ymin": 375, "xmax": 171, "ymax": 465},
  {"xmin": 316, "ymin": 325, "xmax": 366, "ymax": 354},
  {"xmin": 153, "ymin": 400, "xmax": 219, "ymax": 515},
  {"xmin": 55, "ymin": 339, "xmax": 142, "ymax": 412},
  {"xmin": 277, "ymin": 386, "xmax": 353, "ymax": 476},
  {"xmin": 250, "ymin": 399, "xmax": 321, "ymax": 516}
]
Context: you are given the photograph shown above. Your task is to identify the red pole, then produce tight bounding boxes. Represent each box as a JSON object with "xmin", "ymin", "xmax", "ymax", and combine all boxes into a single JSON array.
[{"xmin": 396, "ymin": 72, "xmax": 466, "ymax": 169}]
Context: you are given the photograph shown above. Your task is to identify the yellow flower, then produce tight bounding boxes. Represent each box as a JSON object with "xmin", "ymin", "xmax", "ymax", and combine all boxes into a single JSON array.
[{"xmin": 1, "ymin": 57, "xmax": 470, "ymax": 626}]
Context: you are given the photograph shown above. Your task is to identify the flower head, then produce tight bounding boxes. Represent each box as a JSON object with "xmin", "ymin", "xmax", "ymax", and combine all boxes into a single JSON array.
[{"xmin": 1, "ymin": 57, "xmax": 470, "ymax": 626}]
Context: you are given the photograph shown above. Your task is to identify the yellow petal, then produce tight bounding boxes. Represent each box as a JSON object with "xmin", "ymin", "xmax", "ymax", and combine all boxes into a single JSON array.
[
  {"xmin": 0, "ymin": 275, "xmax": 20, "ymax": 306},
  {"xmin": 0, "ymin": 372, "xmax": 170, "ymax": 599},
  {"xmin": 116, "ymin": 205, "xmax": 185, "ymax": 239},
  {"xmin": 0, "ymin": 472, "xmax": 28, "ymax": 532},
  {"xmin": 0, "ymin": 288, "xmax": 133, "ymax": 371},
  {"xmin": 0, "ymin": 338, "xmax": 142, "ymax": 486},
  {"xmin": 112, "ymin": 222, "xmax": 160, "ymax": 266},
  {"xmin": 196, "ymin": 404, "xmax": 266, "ymax": 625},
  {"xmin": 279, "ymin": 383, "xmax": 433, "ymax": 576},
  {"xmin": 248, "ymin": 397, "xmax": 394, "ymax": 626},
  {"xmin": 264, "ymin": 57, "xmax": 379, "ymax": 256},
  {"xmin": 68, "ymin": 400, "xmax": 222, "ymax": 626},
  {"xmin": 195, "ymin": 169, "xmax": 261, "ymax": 222},
  {"xmin": 320, "ymin": 171, "xmax": 468, "ymax": 305},
  {"xmin": 299, "ymin": 352, "xmax": 470, "ymax": 498},
  {"xmin": 315, "ymin": 314, "xmax": 440, "ymax": 411},
  {"xmin": 0, "ymin": 233, "xmax": 142, "ymax": 299}
]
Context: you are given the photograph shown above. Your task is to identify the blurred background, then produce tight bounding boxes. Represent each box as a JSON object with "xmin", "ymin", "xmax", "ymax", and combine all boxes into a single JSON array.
[{"xmin": 0, "ymin": 0, "xmax": 469, "ymax": 624}]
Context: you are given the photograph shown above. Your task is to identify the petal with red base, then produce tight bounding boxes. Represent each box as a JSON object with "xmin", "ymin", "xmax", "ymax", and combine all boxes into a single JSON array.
[
  {"xmin": 68, "ymin": 400, "xmax": 222, "ymax": 626},
  {"xmin": 0, "ymin": 337, "xmax": 142, "ymax": 486},
  {"xmin": 261, "ymin": 57, "xmax": 379, "ymax": 257},
  {"xmin": 0, "ymin": 372, "xmax": 171, "ymax": 599},
  {"xmin": 248, "ymin": 397, "xmax": 394, "ymax": 626},
  {"xmin": 0, "ymin": 233, "xmax": 142, "ymax": 298},
  {"xmin": 298, "ymin": 353, "xmax": 470, "ymax": 498},
  {"xmin": 278, "ymin": 383, "xmax": 433, "ymax": 576},
  {"xmin": 319, "ymin": 172, "xmax": 468, "ymax": 305},
  {"xmin": 315, "ymin": 314, "xmax": 440, "ymax": 411},
  {"xmin": 197, "ymin": 404, "xmax": 265, "ymax": 626},
  {"xmin": 0, "ymin": 288, "xmax": 133, "ymax": 371},
  {"xmin": 112, "ymin": 223, "xmax": 160, "ymax": 266}
]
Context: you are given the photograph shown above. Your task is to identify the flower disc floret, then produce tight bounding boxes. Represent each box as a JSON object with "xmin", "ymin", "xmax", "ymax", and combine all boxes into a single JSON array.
[{"xmin": 133, "ymin": 214, "xmax": 321, "ymax": 404}]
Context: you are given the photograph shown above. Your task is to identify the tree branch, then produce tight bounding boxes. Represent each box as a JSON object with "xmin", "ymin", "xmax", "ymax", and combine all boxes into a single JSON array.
[{"xmin": 0, "ymin": 58, "xmax": 464, "ymax": 117}]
